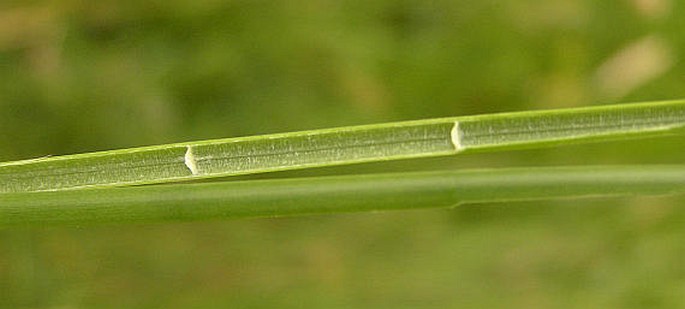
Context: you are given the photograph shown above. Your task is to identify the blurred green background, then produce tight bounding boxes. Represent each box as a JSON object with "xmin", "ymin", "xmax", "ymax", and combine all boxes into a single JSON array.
[{"xmin": 3, "ymin": 0, "xmax": 685, "ymax": 308}]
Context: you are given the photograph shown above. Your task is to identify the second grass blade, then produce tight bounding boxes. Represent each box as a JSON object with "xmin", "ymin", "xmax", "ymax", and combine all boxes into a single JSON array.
[
  {"xmin": 2, "ymin": 165, "xmax": 685, "ymax": 226},
  {"xmin": 2, "ymin": 99, "xmax": 685, "ymax": 193}
]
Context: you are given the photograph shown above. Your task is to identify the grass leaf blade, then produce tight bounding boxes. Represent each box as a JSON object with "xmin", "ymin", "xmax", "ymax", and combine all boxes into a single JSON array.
[
  {"xmin": 2, "ymin": 99, "xmax": 685, "ymax": 193},
  {"xmin": 2, "ymin": 165, "xmax": 685, "ymax": 226}
]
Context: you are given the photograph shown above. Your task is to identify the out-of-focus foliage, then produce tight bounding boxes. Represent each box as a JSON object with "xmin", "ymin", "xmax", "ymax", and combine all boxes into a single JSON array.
[{"xmin": 2, "ymin": 0, "xmax": 685, "ymax": 308}]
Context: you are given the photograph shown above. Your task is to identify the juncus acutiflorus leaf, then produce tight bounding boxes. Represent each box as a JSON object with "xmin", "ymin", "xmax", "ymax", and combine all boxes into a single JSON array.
[
  {"xmin": 1, "ymin": 165, "xmax": 684, "ymax": 226},
  {"xmin": 2, "ymin": 99, "xmax": 685, "ymax": 193}
]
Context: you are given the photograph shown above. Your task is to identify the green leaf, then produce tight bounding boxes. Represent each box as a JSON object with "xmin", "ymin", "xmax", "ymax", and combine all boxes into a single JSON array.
[
  {"xmin": 2, "ymin": 165, "xmax": 684, "ymax": 226},
  {"xmin": 2, "ymin": 99, "xmax": 685, "ymax": 193}
]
